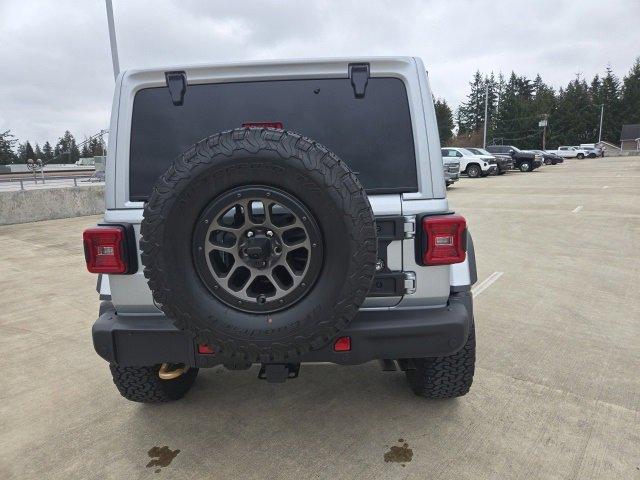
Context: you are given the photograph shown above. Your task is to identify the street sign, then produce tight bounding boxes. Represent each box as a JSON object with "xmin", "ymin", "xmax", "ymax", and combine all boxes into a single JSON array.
[{"xmin": 538, "ymin": 119, "xmax": 548, "ymax": 127}]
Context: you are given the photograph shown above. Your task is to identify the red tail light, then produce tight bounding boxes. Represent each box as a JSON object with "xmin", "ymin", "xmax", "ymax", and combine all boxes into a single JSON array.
[
  {"xmin": 242, "ymin": 122, "xmax": 283, "ymax": 129},
  {"xmin": 83, "ymin": 226, "xmax": 128, "ymax": 273},
  {"xmin": 333, "ymin": 336, "xmax": 351, "ymax": 352},
  {"xmin": 197, "ymin": 344, "xmax": 215, "ymax": 355},
  {"xmin": 422, "ymin": 214, "xmax": 466, "ymax": 265}
]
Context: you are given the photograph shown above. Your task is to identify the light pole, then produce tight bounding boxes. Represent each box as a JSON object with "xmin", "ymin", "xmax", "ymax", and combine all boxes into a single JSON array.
[
  {"xmin": 105, "ymin": 0, "xmax": 120, "ymax": 80},
  {"xmin": 598, "ymin": 104, "xmax": 604, "ymax": 143},
  {"xmin": 482, "ymin": 83, "xmax": 489, "ymax": 148}
]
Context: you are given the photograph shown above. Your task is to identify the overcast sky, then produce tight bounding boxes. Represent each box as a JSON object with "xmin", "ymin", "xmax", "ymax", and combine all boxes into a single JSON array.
[{"xmin": 1, "ymin": 0, "xmax": 639, "ymax": 146}]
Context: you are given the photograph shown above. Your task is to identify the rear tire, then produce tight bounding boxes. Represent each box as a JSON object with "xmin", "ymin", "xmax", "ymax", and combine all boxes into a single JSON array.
[
  {"xmin": 519, "ymin": 161, "xmax": 531, "ymax": 172},
  {"xmin": 466, "ymin": 164, "xmax": 481, "ymax": 178},
  {"xmin": 109, "ymin": 364, "xmax": 199, "ymax": 403},
  {"xmin": 405, "ymin": 321, "xmax": 475, "ymax": 399}
]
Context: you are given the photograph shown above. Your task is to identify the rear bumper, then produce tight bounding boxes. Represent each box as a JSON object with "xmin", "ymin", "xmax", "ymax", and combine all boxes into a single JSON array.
[{"xmin": 93, "ymin": 291, "xmax": 473, "ymax": 367}]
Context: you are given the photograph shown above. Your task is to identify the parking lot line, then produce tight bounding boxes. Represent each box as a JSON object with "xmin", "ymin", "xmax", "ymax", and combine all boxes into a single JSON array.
[
  {"xmin": 572, "ymin": 206, "xmax": 583, "ymax": 213},
  {"xmin": 472, "ymin": 271, "xmax": 504, "ymax": 298}
]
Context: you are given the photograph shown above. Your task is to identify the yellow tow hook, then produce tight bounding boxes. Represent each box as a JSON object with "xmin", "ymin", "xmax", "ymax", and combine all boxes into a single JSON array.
[{"xmin": 158, "ymin": 363, "xmax": 188, "ymax": 380}]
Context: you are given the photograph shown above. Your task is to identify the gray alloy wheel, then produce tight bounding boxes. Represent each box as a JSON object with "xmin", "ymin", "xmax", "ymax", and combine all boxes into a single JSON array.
[
  {"xmin": 466, "ymin": 164, "xmax": 481, "ymax": 178},
  {"xmin": 519, "ymin": 161, "xmax": 531, "ymax": 172},
  {"xmin": 577, "ymin": 153, "xmax": 585, "ymax": 159},
  {"xmin": 192, "ymin": 186, "xmax": 323, "ymax": 313}
]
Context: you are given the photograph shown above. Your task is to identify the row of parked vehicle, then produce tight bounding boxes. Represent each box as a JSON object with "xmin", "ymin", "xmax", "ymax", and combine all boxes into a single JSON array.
[{"xmin": 441, "ymin": 143, "xmax": 601, "ymax": 187}]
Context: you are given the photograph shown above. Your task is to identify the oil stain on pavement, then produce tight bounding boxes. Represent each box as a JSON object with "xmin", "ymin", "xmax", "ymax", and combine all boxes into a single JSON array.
[
  {"xmin": 146, "ymin": 446, "xmax": 181, "ymax": 473},
  {"xmin": 384, "ymin": 439, "xmax": 413, "ymax": 467}
]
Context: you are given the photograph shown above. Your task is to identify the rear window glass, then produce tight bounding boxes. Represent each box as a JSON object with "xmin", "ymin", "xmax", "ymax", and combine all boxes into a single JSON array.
[{"xmin": 128, "ymin": 78, "xmax": 418, "ymax": 201}]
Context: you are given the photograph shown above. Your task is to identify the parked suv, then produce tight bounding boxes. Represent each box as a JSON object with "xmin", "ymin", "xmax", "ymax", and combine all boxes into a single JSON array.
[
  {"xmin": 486, "ymin": 145, "xmax": 543, "ymax": 172},
  {"xmin": 527, "ymin": 149, "xmax": 564, "ymax": 165},
  {"xmin": 467, "ymin": 147, "xmax": 513, "ymax": 174},
  {"xmin": 441, "ymin": 147, "xmax": 497, "ymax": 177},
  {"xmin": 443, "ymin": 157, "xmax": 461, "ymax": 187},
  {"xmin": 85, "ymin": 58, "xmax": 478, "ymax": 403}
]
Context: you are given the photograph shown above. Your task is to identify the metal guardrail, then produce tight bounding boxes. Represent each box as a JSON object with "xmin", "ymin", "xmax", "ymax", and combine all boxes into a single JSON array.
[{"xmin": 0, "ymin": 174, "xmax": 104, "ymax": 192}]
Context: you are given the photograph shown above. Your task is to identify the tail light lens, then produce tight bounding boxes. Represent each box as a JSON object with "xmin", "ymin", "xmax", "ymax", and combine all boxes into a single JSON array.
[
  {"xmin": 83, "ymin": 226, "xmax": 128, "ymax": 273},
  {"xmin": 421, "ymin": 214, "xmax": 466, "ymax": 265},
  {"xmin": 333, "ymin": 336, "xmax": 351, "ymax": 352}
]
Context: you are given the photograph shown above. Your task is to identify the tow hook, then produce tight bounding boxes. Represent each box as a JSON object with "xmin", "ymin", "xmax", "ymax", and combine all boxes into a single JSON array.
[
  {"xmin": 258, "ymin": 363, "xmax": 300, "ymax": 383},
  {"xmin": 158, "ymin": 363, "xmax": 188, "ymax": 380}
]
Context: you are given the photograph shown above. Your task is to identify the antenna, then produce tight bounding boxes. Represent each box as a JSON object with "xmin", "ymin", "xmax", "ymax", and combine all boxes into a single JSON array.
[{"xmin": 105, "ymin": 0, "xmax": 120, "ymax": 80}]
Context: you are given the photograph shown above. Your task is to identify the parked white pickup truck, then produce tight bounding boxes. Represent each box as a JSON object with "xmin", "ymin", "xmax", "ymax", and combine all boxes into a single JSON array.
[{"xmin": 545, "ymin": 146, "xmax": 588, "ymax": 159}]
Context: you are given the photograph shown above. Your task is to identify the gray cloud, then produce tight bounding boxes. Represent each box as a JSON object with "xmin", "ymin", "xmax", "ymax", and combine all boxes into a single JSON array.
[{"xmin": 1, "ymin": 0, "xmax": 639, "ymax": 145}]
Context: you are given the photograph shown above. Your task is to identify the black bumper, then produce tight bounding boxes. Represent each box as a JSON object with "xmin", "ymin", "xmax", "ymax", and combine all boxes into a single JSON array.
[{"xmin": 93, "ymin": 292, "xmax": 473, "ymax": 367}]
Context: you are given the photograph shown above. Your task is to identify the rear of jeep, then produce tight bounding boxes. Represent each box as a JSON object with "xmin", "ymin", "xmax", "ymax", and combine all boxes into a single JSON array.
[{"xmin": 85, "ymin": 57, "xmax": 477, "ymax": 403}]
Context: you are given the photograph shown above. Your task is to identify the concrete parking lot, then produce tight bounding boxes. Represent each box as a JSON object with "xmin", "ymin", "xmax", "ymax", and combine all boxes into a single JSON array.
[{"xmin": 1, "ymin": 157, "xmax": 638, "ymax": 479}]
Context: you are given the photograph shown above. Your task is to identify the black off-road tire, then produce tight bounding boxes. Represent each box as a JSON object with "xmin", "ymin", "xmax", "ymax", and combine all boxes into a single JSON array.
[
  {"xmin": 466, "ymin": 164, "xmax": 481, "ymax": 178},
  {"xmin": 109, "ymin": 364, "xmax": 199, "ymax": 403},
  {"xmin": 140, "ymin": 128, "xmax": 377, "ymax": 363},
  {"xmin": 405, "ymin": 321, "xmax": 475, "ymax": 399}
]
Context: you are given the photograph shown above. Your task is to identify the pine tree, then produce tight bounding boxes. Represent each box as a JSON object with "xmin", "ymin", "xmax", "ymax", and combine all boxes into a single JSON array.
[
  {"xmin": 485, "ymin": 72, "xmax": 498, "ymax": 137},
  {"xmin": 42, "ymin": 141, "xmax": 54, "ymax": 163},
  {"xmin": 621, "ymin": 57, "xmax": 640, "ymax": 127},
  {"xmin": 81, "ymin": 140, "xmax": 91, "ymax": 158},
  {"xmin": 34, "ymin": 143, "xmax": 43, "ymax": 161},
  {"xmin": 434, "ymin": 98, "xmax": 454, "ymax": 145},
  {"xmin": 458, "ymin": 71, "xmax": 486, "ymax": 134},
  {"xmin": 0, "ymin": 130, "xmax": 18, "ymax": 165},
  {"xmin": 598, "ymin": 67, "xmax": 622, "ymax": 142},
  {"xmin": 17, "ymin": 141, "xmax": 36, "ymax": 163},
  {"xmin": 89, "ymin": 136, "xmax": 105, "ymax": 156},
  {"xmin": 55, "ymin": 131, "xmax": 80, "ymax": 164},
  {"xmin": 494, "ymin": 72, "xmax": 520, "ymax": 144},
  {"xmin": 550, "ymin": 78, "xmax": 595, "ymax": 146}
]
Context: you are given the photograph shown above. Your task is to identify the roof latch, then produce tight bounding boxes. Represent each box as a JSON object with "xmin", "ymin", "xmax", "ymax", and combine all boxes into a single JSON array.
[
  {"xmin": 348, "ymin": 63, "xmax": 370, "ymax": 99},
  {"xmin": 165, "ymin": 71, "xmax": 187, "ymax": 106}
]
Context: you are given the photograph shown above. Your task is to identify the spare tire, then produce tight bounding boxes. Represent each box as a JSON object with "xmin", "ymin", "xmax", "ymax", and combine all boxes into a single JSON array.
[{"xmin": 140, "ymin": 128, "xmax": 377, "ymax": 363}]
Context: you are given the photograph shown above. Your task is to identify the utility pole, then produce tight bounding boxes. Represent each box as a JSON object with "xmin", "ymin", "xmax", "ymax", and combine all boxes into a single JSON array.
[
  {"xmin": 541, "ymin": 114, "xmax": 549, "ymax": 150},
  {"xmin": 105, "ymin": 0, "xmax": 120, "ymax": 80},
  {"xmin": 482, "ymin": 83, "xmax": 489, "ymax": 148},
  {"xmin": 598, "ymin": 103, "xmax": 604, "ymax": 143}
]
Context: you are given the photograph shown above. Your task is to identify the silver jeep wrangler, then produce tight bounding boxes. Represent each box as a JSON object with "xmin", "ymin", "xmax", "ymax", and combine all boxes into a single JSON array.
[{"xmin": 84, "ymin": 57, "xmax": 477, "ymax": 403}]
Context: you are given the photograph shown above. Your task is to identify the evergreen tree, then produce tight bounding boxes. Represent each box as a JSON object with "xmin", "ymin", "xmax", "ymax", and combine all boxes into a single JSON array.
[
  {"xmin": 621, "ymin": 57, "xmax": 640, "ymax": 127},
  {"xmin": 54, "ymin": 131, "xmax": 80, "ymax": 164},
  {"xmin": 81, "ymin": 140, "xmax": 91, "ymax": 158},
  {"xmin": 18, "ymin": 141, "xmax": 36, "ymax": 163},
  {"xmin": 457, "ymin": 71, "xmax": 486, "ymax": 134},
  {"xmin": 0, "ymin": 130, "xmax": 18, "ymax": 165},
  {"xmin": 89, "ymin": 136, "xmax": 105, "ymax": 156},
  {"xmin": 494, "ymin": 72, "xmax": 521, "ymax": 144},
  {"xmin": 42, "ymin": 141, "xmax": 54, "ymax": 163},
  {"xmin": 598, "ymin": 67, "xmax": 622, "ymax": 142},
  {"xmin": 550, "ymin": 78, "xmax": 595, "ymax": 146},
  {"xmin": 434, "ymin": 98, "xmax": 454, "ymax": 145},
  {"xmin": 34, "ymin": 143, "xmax": 43, "ymax": 161}
]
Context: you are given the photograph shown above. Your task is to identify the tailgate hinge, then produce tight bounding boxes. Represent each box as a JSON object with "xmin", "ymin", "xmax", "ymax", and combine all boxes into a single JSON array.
[
  {"xmin": 404, "ymin": 272, "xmax": 416, "ymax": 295},
  {"xmin": 348, "ymin": 63, "xmax": 370, "ymax": 99},
  {"xmin": 403, "ymin": 216, "xmax": 416, "ymax": 238},
  {"xmin": 165, "ymin": 71, "xmax": 187, "ymax": 106}
]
